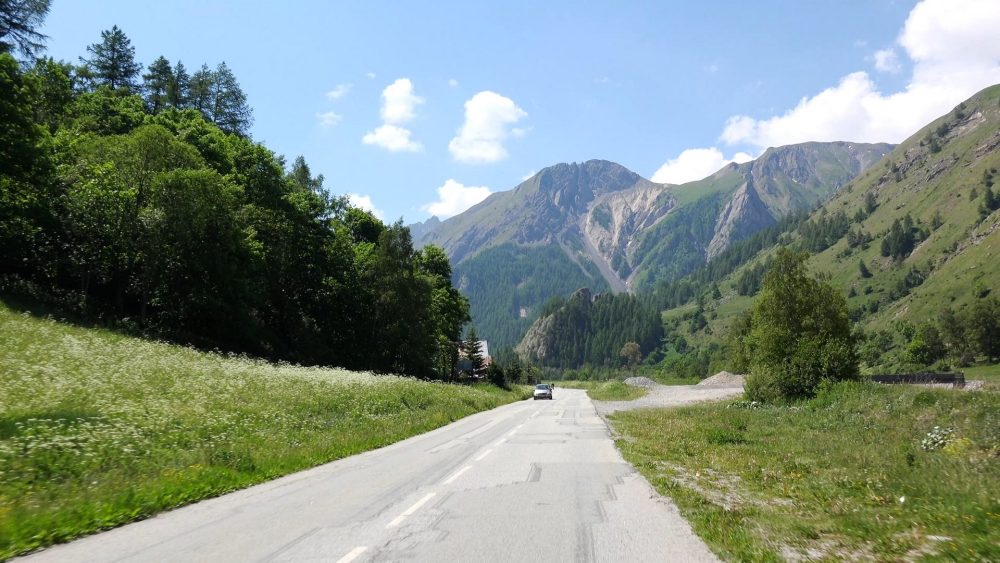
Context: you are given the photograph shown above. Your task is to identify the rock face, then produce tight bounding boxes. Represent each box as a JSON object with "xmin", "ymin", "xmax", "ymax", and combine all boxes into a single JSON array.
[
  {"xmin": 416, "ymin": 160, "xmax": 662, "ymax": 267},
  {"xmin": 581, "ymin": 183, "xmax": 674, "ymax": 283},
  {"xmin": 707, "ymin": 178, "xmax": 774, "ymax": 258}
]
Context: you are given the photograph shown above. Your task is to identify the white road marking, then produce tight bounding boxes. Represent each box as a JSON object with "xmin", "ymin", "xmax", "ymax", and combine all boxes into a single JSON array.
[
  {"xmin": 386, "ymin": 492, "xmax": 437, "ymax": 528},
  {"xmin": 474, "ymin": 448, "xmax": 493, "ymax": 461},
  {"xmin": 336, "ymin": 546, "xmax": 368, "ymax": 563},
  {"xmin": 427, "ymin": 418, "xmax": 506, "ymax": 453},
  {"xmin": 493, "ymin": 437, "xmax": 507, "ymax": 447},
  {"xmin": 443, "ymin": 465, "xmax": 472, "ymax": 484}
]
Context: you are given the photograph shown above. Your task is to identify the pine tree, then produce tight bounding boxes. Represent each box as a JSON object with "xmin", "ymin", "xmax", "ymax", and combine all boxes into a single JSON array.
[
  {"xmin": 167, "ymin": 60, "xmax": 190, "ymax": 108},
  {"xmin": 0, "ymin": 0, "xmax": 50, "ymax": 58},
  {"xmin": 211, "ymin": 61, "xmax": 252, "ymax": 135},
  {"xmin": 189, "ymin": 63, "xmax": 214, "ymax": 119},
  {"xmin": 858, "ymin": 259, "xmax": 872, "ymax": 279},
  {"xmin": 463, "ymin": 326, "xmax": 485, "ymax": 375},
  {"xmin": 80, "ymin": 25, "xmax": 142, "ymax": 92},
  {"xmin": 142, "ymin": 55, "xmax": 171, "ymax": 113}
]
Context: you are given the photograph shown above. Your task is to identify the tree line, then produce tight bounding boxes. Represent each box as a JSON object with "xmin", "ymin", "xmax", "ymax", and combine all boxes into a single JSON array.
[{"xmin": 0, "ymin": 10, "xmax": 470, "ymax": 379}]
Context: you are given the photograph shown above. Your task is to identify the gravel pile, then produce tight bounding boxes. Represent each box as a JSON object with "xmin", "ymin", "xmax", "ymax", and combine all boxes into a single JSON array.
[
  {"xmin": 623, "ymin": 376, "xmax": 658, "ymax": 388},
  {"xmin": 697, "ymin": 371, "xmax": 745, "ymax": 388}
]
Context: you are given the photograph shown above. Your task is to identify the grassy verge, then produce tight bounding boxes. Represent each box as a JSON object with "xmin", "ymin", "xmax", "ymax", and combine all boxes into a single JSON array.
[
  {"xmin": 961, "ymin": 363, "xmax": 1000, "ymax": 384},
  {"xmin": 558, "ymin": 380, "xmax": 648, "ymax": 401},
  {"xmin": 610, "ymin": 381, "xmax": 998, "ymax": 561},
  {"xmin": 0, "ymin": 304, "xmax": 530, "ymax": 559}
]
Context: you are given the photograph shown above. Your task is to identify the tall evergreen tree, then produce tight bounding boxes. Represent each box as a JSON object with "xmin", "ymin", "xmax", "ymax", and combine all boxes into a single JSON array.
[
  {"xmin": 142, "ymin": 55, "xmax": 172, "ymax": 113},
  {"xmin": 0, "ymin": 0, "xmax": 50, "ymax": 58},
  {"xmin": 189, "ymin": 63, "xmax": 214, "ymax": 119},
  {"xmin": 80, "ymin": 25, "xmax": 142, "ymax": 92},
  {"xmin": 167, "ymin": 60, "xmax": 190, "ymax": 108},
  {"xmin": 211, "ymin": 61, "xmax": 252, "ymax": 135},
  {"xmin": 463, "ymin": 326, "xmax": 485, "ymax": 375}
]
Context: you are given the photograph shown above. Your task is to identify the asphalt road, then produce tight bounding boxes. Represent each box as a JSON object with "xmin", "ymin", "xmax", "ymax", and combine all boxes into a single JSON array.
[{"xmin": 20, "ymin": 389, "xmax": 717, "ymax": 562}]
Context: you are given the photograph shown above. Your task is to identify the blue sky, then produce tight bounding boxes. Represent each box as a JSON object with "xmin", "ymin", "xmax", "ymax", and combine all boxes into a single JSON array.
[{"xmin": 40, "ymin": 1, "xmax": 1000, "ymax": 223}]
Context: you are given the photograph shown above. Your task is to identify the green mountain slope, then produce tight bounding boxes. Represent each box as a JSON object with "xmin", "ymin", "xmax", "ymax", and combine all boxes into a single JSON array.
[{"xmin": 667, "ymin": 84, "xmax": 1000, "ymax": 373}]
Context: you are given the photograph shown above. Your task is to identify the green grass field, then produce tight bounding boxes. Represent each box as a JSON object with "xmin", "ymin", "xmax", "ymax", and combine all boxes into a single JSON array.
[
  {"xmin": 557, "ymin": 380, "xmax": 648, "ymax": 401},
  {"xmin": 611, "ymin": 382, "xmax": 999, "ymax": 561},
  {"xmin": 0, "ymin": 303, "xmax": 530, "ymax": 559}
]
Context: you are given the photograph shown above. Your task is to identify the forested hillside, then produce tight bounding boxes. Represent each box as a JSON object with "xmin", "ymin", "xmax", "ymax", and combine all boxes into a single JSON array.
[
  {"xmin": 453, "ymin": 243, "xmax": 608, "ymax": 349},
  {"xmin": 0, "ymin": 16, "xmax": 468, "ymax": 379}
]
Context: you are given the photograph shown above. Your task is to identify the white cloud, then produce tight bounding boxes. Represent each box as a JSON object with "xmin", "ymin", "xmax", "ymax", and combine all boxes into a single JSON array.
[
  {"xmin": 316, "ymin": 111, "xmax": 342, "ymax": 128},
  {"xmin": 380, "ymin": 78, "xmax": 423, "ymax": 124},
  {"xmin": 521, "ymin": 170, "xmax": 537, "ymax": 182},
  {"xmin": 366, "ymin": 72, "xmax": 376, "ymax": 80},
  {"xmin": 449, "ymin": 78, "xmax": 459, "ymax": 87},
  {"xmin": 362, "ymin": 124, "xmax": 422, "ymax": 152},
  {"xmin": 449, "ymin": 91, "xmax": 528, "ymax": 164},
  {"xmin": 873, "ymin": 49, "xmax": 901, "ymax": 73},
  {"xmin": 347, "ymin": 193, "xmax": 385, "ymax": 220},
  {"xmin": 651, "ymin": 148, "xmax": 753, "ymax": 184},
  {"xmin": 720, "ymin": 0, "xmax": 1000, "ymax": 149},
  {"xmin": 421, "ymin": 179, "xmax": 493, "ymax": 218},
  {"xmin": 363, "ymin": 78, "xmax": 424, "ymax": 152},
  {"xmin": 326, "ymin": 83, "xmax": 352, "ymax": 100}
]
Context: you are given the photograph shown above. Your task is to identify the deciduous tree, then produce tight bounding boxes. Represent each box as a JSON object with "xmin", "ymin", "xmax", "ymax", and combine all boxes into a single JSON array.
[{"xmin": 741, "ymin": 248, "xmax": 858, "ymax": 402}]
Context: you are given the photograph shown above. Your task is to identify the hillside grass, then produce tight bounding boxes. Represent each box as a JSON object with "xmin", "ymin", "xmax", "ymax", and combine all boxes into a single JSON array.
[
  {"xmin": 611, "ymin": 382, "xmax": 999, "ymax": 561},
  {"xmin": 0, "ymin": 303, "xmax": 530, "ymax": 559},
  {"xmin": 557, "ymin": 380, "xmax": 648, "ymax": 401}
]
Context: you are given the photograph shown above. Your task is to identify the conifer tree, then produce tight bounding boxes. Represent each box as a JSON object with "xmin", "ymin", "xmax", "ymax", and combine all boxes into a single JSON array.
[
  {"xmin": 189, "ymin": 63, "xmax": 214, "ymax": 119},
  {"xmin": 463, "ymin": 326, "xmax": 485, "ymax": 375},
  {"xmin": 0, "ymin": 0, "xmax": 50, "ymax": 58},
  {"xmin": 167, "ymin": 60, "xmax": 190, "ymax": 108},
  {"xmin": 858, "ymin": 259, "xmax": 872, "ymax": 279},
  {"xmin": 142, "ymin": 55, "xmax": 171, "ymax": 113},
  {"xmin": 211, "ymin": 61, "xmax": 252, "ymax": 135},
  {"xmin": 81, "ymin": 25, "xmax": 142, "ymax": 92}
]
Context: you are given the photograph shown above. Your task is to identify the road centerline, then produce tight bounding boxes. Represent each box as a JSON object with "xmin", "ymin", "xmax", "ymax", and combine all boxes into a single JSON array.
[
  {"xmin": 442, "ymin": 465, "xmax": 472, "ymax": 484},
  {"xmin": 386, "ymin": 492, "xmax": 437, "ymax": 528},
  {"xmin": 336, "ymin": 545, "xmax": 368, "ymax": 563}
]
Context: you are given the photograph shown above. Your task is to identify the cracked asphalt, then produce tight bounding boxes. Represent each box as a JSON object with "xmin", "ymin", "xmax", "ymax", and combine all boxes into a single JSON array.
[{"xmin": 18, "ymin": 389, "xmax": 717, "ymax": 562}]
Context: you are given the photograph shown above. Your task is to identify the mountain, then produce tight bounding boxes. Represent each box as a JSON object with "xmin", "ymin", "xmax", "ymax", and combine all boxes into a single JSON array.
[
  {"xmin": 610, "ymin": 84, "xmax": 1000, "ymax": 375},
  {"xmin": 625, "ymin": 142, "xmax": 893, "ymax": 291},
  {"xmin": 417, "ymin": 145, "xmax": 891, "ymax": 349}
]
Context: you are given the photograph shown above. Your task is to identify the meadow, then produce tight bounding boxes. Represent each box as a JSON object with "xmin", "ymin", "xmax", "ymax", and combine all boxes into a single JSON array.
[
  {"xmin": 0, "ymin": 303, "xmax": 529, "ymax": 559},
  {"xmin": 612, "ymin": 381, "xmax": 999, "ymax": 561}
]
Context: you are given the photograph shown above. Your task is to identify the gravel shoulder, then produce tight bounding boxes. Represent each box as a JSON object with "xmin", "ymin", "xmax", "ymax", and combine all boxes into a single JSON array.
[{"xmin": 594, "ymin": 383, "xmax": 744, "ymax": 415}]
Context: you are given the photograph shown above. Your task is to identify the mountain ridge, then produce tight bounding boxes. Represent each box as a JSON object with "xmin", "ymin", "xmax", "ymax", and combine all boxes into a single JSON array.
[{"xmin": 414, "ymin": 142, "xmax": 893, "ymax": 349}]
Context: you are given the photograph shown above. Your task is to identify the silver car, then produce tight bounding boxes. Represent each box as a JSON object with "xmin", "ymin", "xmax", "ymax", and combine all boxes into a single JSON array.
[{"xmin": 533, "ymin": 384, "xmax": 553, "ymax": 400}]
